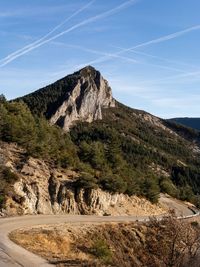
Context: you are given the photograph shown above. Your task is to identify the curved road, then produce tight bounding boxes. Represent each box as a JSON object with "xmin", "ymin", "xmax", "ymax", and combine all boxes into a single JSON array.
[
  {"xmin": 0, "ymin": 214, "xmax": 161, "ymax": 267},
  {"xmin": 0, "ymin": 211, "xmax": 199, "ymax": 267}
]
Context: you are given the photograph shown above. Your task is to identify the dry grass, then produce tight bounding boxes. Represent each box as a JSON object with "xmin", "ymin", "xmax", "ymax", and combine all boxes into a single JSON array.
[
  {"xmin": 10, "ymin": 229, "xmax": 70, "ymax": 259},
  {"xmin": 9, "ymin": 222, "xmax": 148, "ymax": 266},
  {"xmin": 9, "ymin": 224, "xmax": 98, "ymax": 266},
  {"xmin": 10, "ymin": 218, "xmax": 200, "ymax": 267}
]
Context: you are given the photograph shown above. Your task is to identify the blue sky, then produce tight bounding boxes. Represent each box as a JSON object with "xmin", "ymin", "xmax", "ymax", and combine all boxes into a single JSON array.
[{"xmin": 0, "ymin": 0, "xmax": 200, "ymax": 118}]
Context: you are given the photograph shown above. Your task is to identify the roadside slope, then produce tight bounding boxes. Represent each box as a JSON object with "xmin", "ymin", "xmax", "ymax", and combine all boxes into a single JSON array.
[
  {"xmin": 0, "ymin": 195, "xmax": 199, "ymax": 267},
  {"xmin": 0, "ymin": 214, "xmax": 159, "ymax": 267}
]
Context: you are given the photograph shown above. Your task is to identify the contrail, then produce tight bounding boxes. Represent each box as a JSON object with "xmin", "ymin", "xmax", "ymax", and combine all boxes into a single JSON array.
[
  {"xmin": 63, "ymin": 43, "xmax": 188, "ymax": 72},
  {"xmin": 51, "ymin": 43, "xmax": 186, "ymax": 78},
  {"xmin": 73, "ymin": 56, "xmax": 185, "ymax": 74},
  {"xmin": 112, "ymin": 45, "xmax": 197, "ymax": 69},
  {"xmin": 130, "ymin": 24, "xmax": 200, "ymax": 50},
  {"xmin": 136, "ymin": 69, "xmax": 200, "ymax": 86},
  {"xmin": 0, "ymin": 0, "xmax": 95, "ymax": 64},
  {"xmin": 103, "ymin": 24, "xmax": 200, "ymax": 57},
  {"xmin": 63, "ymin": 24, "xmax": 200, "ymax": 72},
  {"xmin": 0, "ymin": 0, "xmax": 138, "ymax": 67},
  {"xmin": 53, "ymin": 43, "xmax": 139, "ymax": 63}
]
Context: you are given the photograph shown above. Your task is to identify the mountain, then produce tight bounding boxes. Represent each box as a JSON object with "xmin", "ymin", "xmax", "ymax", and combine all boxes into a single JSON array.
[
  {"xmin": 18, "ymin": 66, "xmax": 115, "ymax": 131},
  {"xmin": 169, "ymin": 118, "xmax": 200, "ymax": 131},
  {"xmin": 1, "ymin": 66, "xmax": 200, "ymax": 215}
]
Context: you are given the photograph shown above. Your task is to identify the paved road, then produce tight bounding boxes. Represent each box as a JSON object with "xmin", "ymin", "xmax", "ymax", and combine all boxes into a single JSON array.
[
  {"xmin": 0, "ymin": 211, "xmax": 199, "ymax": 267},
  {"xmin": 159, "ymin": 194, "xmax": 195, "ymax": 216},
  {"xmin": 0, "ymin": 214, "xmax": 162, "ymax": 267}
]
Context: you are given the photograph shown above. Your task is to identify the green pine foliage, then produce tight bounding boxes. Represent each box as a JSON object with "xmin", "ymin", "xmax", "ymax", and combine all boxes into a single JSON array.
[
  {"xmin": 1, "ymin": 98, "xmax": 200, "ymax": 204},
  {"xmin": 0, "ymin": 101, "xmax": 78, "ymax": 167},
  {"xmin": 0, "ymin": 166, "xmax": 19, "ymax": 208},
  {"xmin": 15, "ymin": 72, "xmax": 83, "ymax": 118},
  {"xmin": 90, "ymin": 238, "xmax": 112, "ymax": 264}
]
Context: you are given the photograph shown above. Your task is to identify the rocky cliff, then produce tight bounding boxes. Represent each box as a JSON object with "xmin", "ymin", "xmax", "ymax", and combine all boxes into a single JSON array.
[
  {"xmin": 1, "ymin": 143, "xmax": 164, "ymax": 216},
  {"xmin": 20, "ymin": 66, "xmax": 115, "ymax": 131},
  {"xmin": 50, "ymin": 66, "xmax": 115, "ymax": 131}
]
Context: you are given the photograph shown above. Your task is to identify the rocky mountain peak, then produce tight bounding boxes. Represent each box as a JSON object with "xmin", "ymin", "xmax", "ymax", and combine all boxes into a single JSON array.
[
  {"xmin": 49, "ymin": 66, "xmax": 115, "ymax": 131},
  {"xmin": 77, "ymin": 65, "xmax": 98, "ymax": 77},
  {"xmin": 19, "ymin": 66, "xmax": 115, "ymax": 131}
]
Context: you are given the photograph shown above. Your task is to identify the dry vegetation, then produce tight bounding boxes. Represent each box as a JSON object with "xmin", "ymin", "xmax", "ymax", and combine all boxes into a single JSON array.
[{"xmin": 10, "ymin": 215, "xmax": 200, "ymax": 267}]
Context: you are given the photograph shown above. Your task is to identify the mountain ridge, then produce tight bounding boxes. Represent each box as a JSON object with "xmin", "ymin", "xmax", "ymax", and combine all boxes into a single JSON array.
[
  {"xmin": 1, "ymin": 66, "xmax": 200, "ymax": 215},
  {"xmin": 169, "ymin": 117, "xmax": 200, "ymax": 131}
]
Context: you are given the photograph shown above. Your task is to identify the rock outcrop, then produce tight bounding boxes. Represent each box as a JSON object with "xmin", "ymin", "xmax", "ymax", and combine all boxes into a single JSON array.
[
  {"xmin": 19, "ymin": 66, "xmax": 115, "ymax": 131},
  {"xmin": 1, "ymin": 143, "xmax": 164, "ymax": 216},
  {"xmin": 50, "ymin": 66, "xmax": 115, "ymax": 131},
  {"xmin": 13, "ymin": 178, "xmax": 164, "ymax": 216}
]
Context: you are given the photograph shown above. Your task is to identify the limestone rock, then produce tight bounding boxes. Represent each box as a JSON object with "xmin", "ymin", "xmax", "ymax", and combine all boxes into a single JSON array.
[
  {"xmin": 1, "ymin": 143, "xmax": 164, "ymax": 216},
  {"xmin": 49, "ymin": 66, "xmax": 115, "ymax": 131}
]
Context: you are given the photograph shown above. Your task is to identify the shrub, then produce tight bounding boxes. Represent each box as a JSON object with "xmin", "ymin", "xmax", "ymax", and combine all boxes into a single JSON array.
[
  {"xmin": 0, "ymin": 167, "xmax": 19, "ymax": 208},
  {"xmin": 142, "ymin": 176, "xmax": 160, "ymax": 203},
  {"xmin": 191, "ymin": 221, "xmax": 199, "ymax": 228},
  {"xmin": 90, "ymin": 238, "xmax": 112, "ymax": 264},
  {"xmin": 100, "ymin": 174, "xmax": 127, "ymax": 194},
  {"xmin": 160, "ymin": 177, "xmax": 178, "ymax": 197},
  {"xmin": 2, "ymin": 167, "xmax": 19, "ymax": 183},
  {"xmin": 74, "ymin": 172, "xmax": 98, "ymax": 190},
  {"xmin": 146, "ymin": 215, "xmax": 200, "ymax": 267},
  {"xmin": 179, "ymin": 185, "xmax": 195, "ymax": 202},
  {"xmin": 0, "ymin": 195, "xmax": 5, "ymax": 208}
]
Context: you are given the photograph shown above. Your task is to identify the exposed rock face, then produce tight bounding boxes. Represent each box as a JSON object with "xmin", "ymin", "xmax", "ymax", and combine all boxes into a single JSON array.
[
  {"xmin": 138, "ymin": 112, "xmax": 177, "ymax": 135},
  {"xmin": 13, "ymin": 179, "xmax": 164, "ymax": 216},
  {"xmin": 1, "ymin": 143, "xmax": 164, "ymax": 216},
  {"xmin": 49, "ymin": 66, "xmax": 115, "ymax": 131}
]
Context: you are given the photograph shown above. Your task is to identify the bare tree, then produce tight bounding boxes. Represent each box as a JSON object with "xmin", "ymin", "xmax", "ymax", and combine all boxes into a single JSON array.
[{"xmin": 144, "ymin": 213, "xmax": 200, "ymax": 267}]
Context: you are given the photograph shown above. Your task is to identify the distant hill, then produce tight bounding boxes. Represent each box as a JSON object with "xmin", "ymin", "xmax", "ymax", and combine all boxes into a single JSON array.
[{"xmin": 170, "ymin": 118, "xmax": 200, "ymax": 131}]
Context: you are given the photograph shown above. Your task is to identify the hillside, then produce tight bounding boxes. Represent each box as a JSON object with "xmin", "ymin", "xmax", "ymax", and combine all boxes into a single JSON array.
[
  {"xmin": 170, "ymin": 117, "xmax": 200, "ymax": 131},
  {"xmin": 10, "ymin": 217, "xmax": 200, "ymax": 267},
  {"xmin": 1, "ymin": 66, "xmax": 200, "ymax": 214}
]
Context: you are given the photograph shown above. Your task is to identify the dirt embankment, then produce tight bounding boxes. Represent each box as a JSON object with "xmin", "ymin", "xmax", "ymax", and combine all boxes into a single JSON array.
[{"xmin": 10, "ymin": 216, "xmax": 200, "ymax": 267}]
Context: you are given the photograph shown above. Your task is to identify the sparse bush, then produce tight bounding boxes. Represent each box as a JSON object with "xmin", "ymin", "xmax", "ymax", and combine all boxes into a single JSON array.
[
  {"xmin": 145, "ymin": 215, "xmax": 200, "ymax": 267},
  {"xmin": 0, "ymin": 167, "xmax": 19, "ymax": 208},
  {"xmin": 90, "ymin": 238, "xmax": 112, "ymax": 264},
  {"xmin": 9, "ymin": 216, "xmax": 200, "ymax": 267},
  {"xmin": 191, "ymin": 221, "xmax": 199, "ymax": 228}
]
